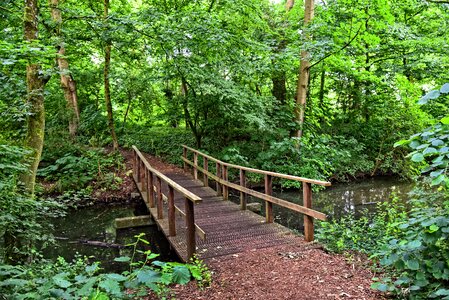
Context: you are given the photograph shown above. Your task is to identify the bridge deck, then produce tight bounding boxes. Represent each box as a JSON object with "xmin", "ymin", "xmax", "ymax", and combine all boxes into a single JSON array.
[{"xmin": 135, "ymin": 171, "xmax": 298, "ymax": 262}]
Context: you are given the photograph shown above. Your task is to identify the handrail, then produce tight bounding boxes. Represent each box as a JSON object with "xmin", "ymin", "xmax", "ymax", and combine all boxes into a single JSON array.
[
  {"xmin": 132, "ymin": 145, "xmax": 202, "ymax": 259},
  {"xmin": 182, "ymin": 145, "xmax": 331, "ymax": 242},
  {"xmin": 133, "ymin": 146, "xmax": 201, "ymax": 203},
  {"xmin": 182, "ymin": 145, "xmax": 331, "ymax": 186}
]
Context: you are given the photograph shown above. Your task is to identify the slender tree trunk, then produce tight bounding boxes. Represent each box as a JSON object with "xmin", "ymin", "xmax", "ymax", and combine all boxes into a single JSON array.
[
  {"xmin": 103, "ymin": 0, "xmax": 119, "ymax": 151},
  {"xmin": 22, "ymin": 0, "xmax": 47, "ymax": 195},
  {"xmin": 293, "ymin": 0, "xmax": 314, "ymax": 138},
  {"xmin": 50, "ymin": 0, "xmax": 80, "ymax": 137}
]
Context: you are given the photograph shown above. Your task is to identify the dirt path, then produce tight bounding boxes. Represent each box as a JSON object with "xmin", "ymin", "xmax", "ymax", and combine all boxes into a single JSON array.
[{"xmin": 118, "ymin": 149, "xmax": 384, "ymax": 300}]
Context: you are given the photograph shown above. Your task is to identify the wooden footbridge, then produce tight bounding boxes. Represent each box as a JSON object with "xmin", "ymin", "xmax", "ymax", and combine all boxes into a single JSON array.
[{"xmin": 132, "ymin": 145, "xmax": 331, "ymax": 262}]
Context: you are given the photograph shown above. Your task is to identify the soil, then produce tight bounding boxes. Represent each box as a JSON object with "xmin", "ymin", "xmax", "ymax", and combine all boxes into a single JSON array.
[{"xmin": 62, "ymin": 148, "xmax": 386, "ymax": 299}]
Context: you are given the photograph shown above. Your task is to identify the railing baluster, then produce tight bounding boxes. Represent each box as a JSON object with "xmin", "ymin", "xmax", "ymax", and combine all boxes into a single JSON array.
[
  {"xmin": 193, "ymin": 152, "xmax": 198, "ymax": 180},
  {"xmin": 157, "ymin": 176, "xmax": 163, "ymax": 219},
  {"xmin": 265, "ymin": 174, "xmax": 273, "ymax": 223},
  {"xmin": 137, "ymin": 156, "xmax": 141, "ymax": 183},
  {"xmin": 216, "ymin": 162, "xmax": 222, "ymax": 196},
  {"xmin": 168, "ymin": 186, "xmax": 176, "ymax": 236},
  {"xmin": 148, "ymin": 170, "xmax": 154, "ymax": 208},
  {"xmin": 203, "ymin": 157, "xmax": 208, "ymax": 187},
  {"xmin": 303, "ymin": 182, "xmax": 313, "ymax": 242},
  {"xmin": 183, "ymin": 147, "xmax": 188, "ymax": 172},
  {"xmin": 141, "ymin": 163, "xmax": 147, "ymax": 193},
  {"xmin": 185, "ymin": 196, "xmax": 195, "ymax": 260},
  {"xmin": 133, "ymin": 150, "xmax": 137, "ymax": 177},
  {"xmin": 222, "ymin": 165, "xmax": 228, "ymax": 200},
  {"xmin": 240, "ymin": 169, "xmax": 246, "ymax": 210}
]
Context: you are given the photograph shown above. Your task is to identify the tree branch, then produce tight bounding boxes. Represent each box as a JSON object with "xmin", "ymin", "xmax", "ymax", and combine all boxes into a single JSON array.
[{"xmin": 309, "ymin": 22, "xmax": 363, "ymax": 70}]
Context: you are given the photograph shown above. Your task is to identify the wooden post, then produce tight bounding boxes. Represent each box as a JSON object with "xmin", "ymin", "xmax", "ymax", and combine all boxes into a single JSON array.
[
  {"xmin": 303, "ymin": 182, "xmax": 314, "ymax": 241},
  {"xmin": 133, "ymin": 150, "xmax": 136, "ymax": 177},
  {"xmin": 222, "ymin": 165, "xmax": 228, "ymax": 200},
  {"xmin": 203, "ymin": 157, "xmax": 208, "ymax": 187},
  {"xmin": 193, "ymin": 152, "xmax": 198, "ymax": 180},
  {"xmin": 185, "ymin": 197, "xmax": 196, "ymax": 260},
  {"xmin": 240, "ymin": 169, "xmax": 246, "ymax": 210},
  {"xmin": 157, "ymin": 176, "xmax": 163, "ymax": 219},
  {"xmin": 148, "ymin": 170, "xmax": 154, "ymax": 208},
  {"xmin": 168, "ymin": 186, "xmax": 176, "ymax": 236},
  {"xmin": 265, "ymin": 174, "xmax": 273, "ymax": 223},
  {"xmin": 141, "ymin": 163, "xmax": 146, "ymax": 193},
  {"xmin": 183, "ymin": 147, "xmax": 188, "ymax": 172},
  {"xmin": 136, "ymin": 156, "xmax": 141, "ymax": 183},
  {"xmin": 216, "ymin": 162, "xmax": 222, "ymax": 196}
]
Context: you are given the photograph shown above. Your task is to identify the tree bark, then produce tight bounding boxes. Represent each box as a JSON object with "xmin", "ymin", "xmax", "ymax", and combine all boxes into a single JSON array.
[
  {"xmin": 50, "ymin": 0, "xmax": 80, "ymax": 137},
  {"xmin": 293, "ymin": 0, "xmax": 314, "ymax": 138},
  {"xmin": 22, "ymin": 0, "xmax": 47, "ymax": 195},
  {"xmin": 103, "ymin": 0, "xmax": 119, "ymax": 151}
]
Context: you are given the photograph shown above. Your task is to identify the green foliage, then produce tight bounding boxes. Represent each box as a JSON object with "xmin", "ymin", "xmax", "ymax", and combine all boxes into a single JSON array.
[
  {"xmin": 0, "ymin": 234, "xmax": 211, "ymax": 299},
  {"xmin": 120, "ymin": 127, "xmax": 195, "ymax": 165},
  {"xmin": 255, "ymin": 134, "xmax": 373, "ymax": 188},
  {"xmin": 0, "ymin": 144, "xmax": 65, "ymax": 263},
  {"xmin": 316, "ymin": 196, "xmax": 408, "ymax": 253},
  {"xmin": 38, "ymin": 146, "xmax": 124, "ymax": 193},
  {"xmin": 371, "ymin": 191, "xmax": 449, "ymax": 299},
  {"xmin": 395, "ymin": 83, "xmax": 449, "ymax": 188}
]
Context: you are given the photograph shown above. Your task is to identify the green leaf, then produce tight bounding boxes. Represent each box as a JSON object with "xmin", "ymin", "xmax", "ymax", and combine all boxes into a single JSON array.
[
  {"xmin": 430, "ymin": 169, "xmax": 444, "ymax": 178},
  {"xmin": 427, "ymin": 90, "xmax": 441, "ymax": 100},
  {"xmin": 113, "ymin": 256, "xmax": 131, "ymax": 263},
  {"xmin": 429, "ymin": 224, "xmax": 439, "ymax": 233},
  {"xmin": 172, "ymin": 266, "xmax": 191, "ymax": 285},
  {"xmin": 407, "ymin": 240, "xmax": 422, "ymax": 249},
  {"xmin": 53, "ymin": 275, "xmax": 72, "ymax": 289},
  {"xmin": 105, "ymin": 273, "xmax": 127, "ymax": 282},
  {"xmin": 99, "ymin": 279, "xmax": 122, "ymax": 296},
  {"xmin": 136, "ymin": 269, "xmax": 161, "ymax": 283},
  {"xmin": 440, "ymin": 83, "xmax": 449, "ymax": 94},
  {"xmin": 411, "ymin": 153, "xmax": 425, "ymax": 162},
  {"xmin": 423, "ymin": 147, "xmax": 438, "ymax": 155},
  {"xmin": 441, "ymin": 116, "xmax": 449, "ymax": 125},
  {"xmin": 406, "ymin": 259, "xmax": 420, "ymax": 270},
  {"xmin": 394, "ymin": 139, "xmax": 409, "ymax": 147},
  {"xmin": 431, "ymin": 174, "xmax": 445, "ymax": 186},
  {"xmin": 410, "ymin": 140, "xmax": 421, "ymax": 149}
]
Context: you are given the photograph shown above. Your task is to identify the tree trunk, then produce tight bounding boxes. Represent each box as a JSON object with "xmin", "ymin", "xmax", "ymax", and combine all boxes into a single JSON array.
[
  {"xmin": 103, "ymin": 0, "xmax": 119, "ymax": 151},
  {"xmin": 22, "ymin": 0, "xmax": 47, "ymax": 195},
  {"xmin": 50, "ymin": 0, "xmax": 80, "ymax": 137},
  {"xmin": 293, "ymin": 0, "xmax": 314, "ymax": 138}
]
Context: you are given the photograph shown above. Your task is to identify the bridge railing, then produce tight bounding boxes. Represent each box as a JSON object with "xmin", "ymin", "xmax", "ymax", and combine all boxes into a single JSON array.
[
  {"xmin": 132, "ymin": 146, "xmax": 202, "ymax": 259},
  {"xmin": 181, "ymin": 145, "xmax": 331, "ymax": 242}
]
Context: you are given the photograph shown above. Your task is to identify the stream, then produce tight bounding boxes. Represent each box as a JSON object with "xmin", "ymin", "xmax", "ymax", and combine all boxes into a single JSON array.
[{"xmin": 45, "ymin": 177, "xmax": 413, "ymax": 269}]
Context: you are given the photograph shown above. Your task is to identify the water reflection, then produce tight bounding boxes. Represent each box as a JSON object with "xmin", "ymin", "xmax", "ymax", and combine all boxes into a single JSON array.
[
  {"xmin": 235, "ymin": 177, "xmax": 414, "ymax": 232},
  {"xmin": 45, "ymin": 202, "xmax": 176, "ymax": 271}
]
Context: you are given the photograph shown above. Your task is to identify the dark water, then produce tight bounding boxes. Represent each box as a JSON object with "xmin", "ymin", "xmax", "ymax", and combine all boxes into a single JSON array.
[
  {"xmin": 234, "ymin": 177, "xmax": 414, "ymax": 232},
  {"xmin": 44, "ymin": 202, "xmax": 177, "ymax": 271}
]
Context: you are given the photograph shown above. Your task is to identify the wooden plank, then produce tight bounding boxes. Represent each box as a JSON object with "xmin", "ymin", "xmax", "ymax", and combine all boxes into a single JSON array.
[
  {"xmin": 182, "ymin": 158, "xmax": 326, "ymax": 220},
  {"xmin": 182, "ymin": 145, "xmax": 331, "ymax": 186},
  {"xmin": 133, "ymin": 146, "xmax": 201, "ymax": 203},
  {"xmin": 115, "ymin": 215, "xmax": 153, "ymax": 229},
  {"xmin": 265, "ymin": 174, "xmax": 273, "ymax": 223},
  {"xmin": 183, "ymin": 147, "xmax": 187, "ymax": 172},
  {"xmin": 303, "ymin": 182, "xmax": 314, "ymax": 242}
]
